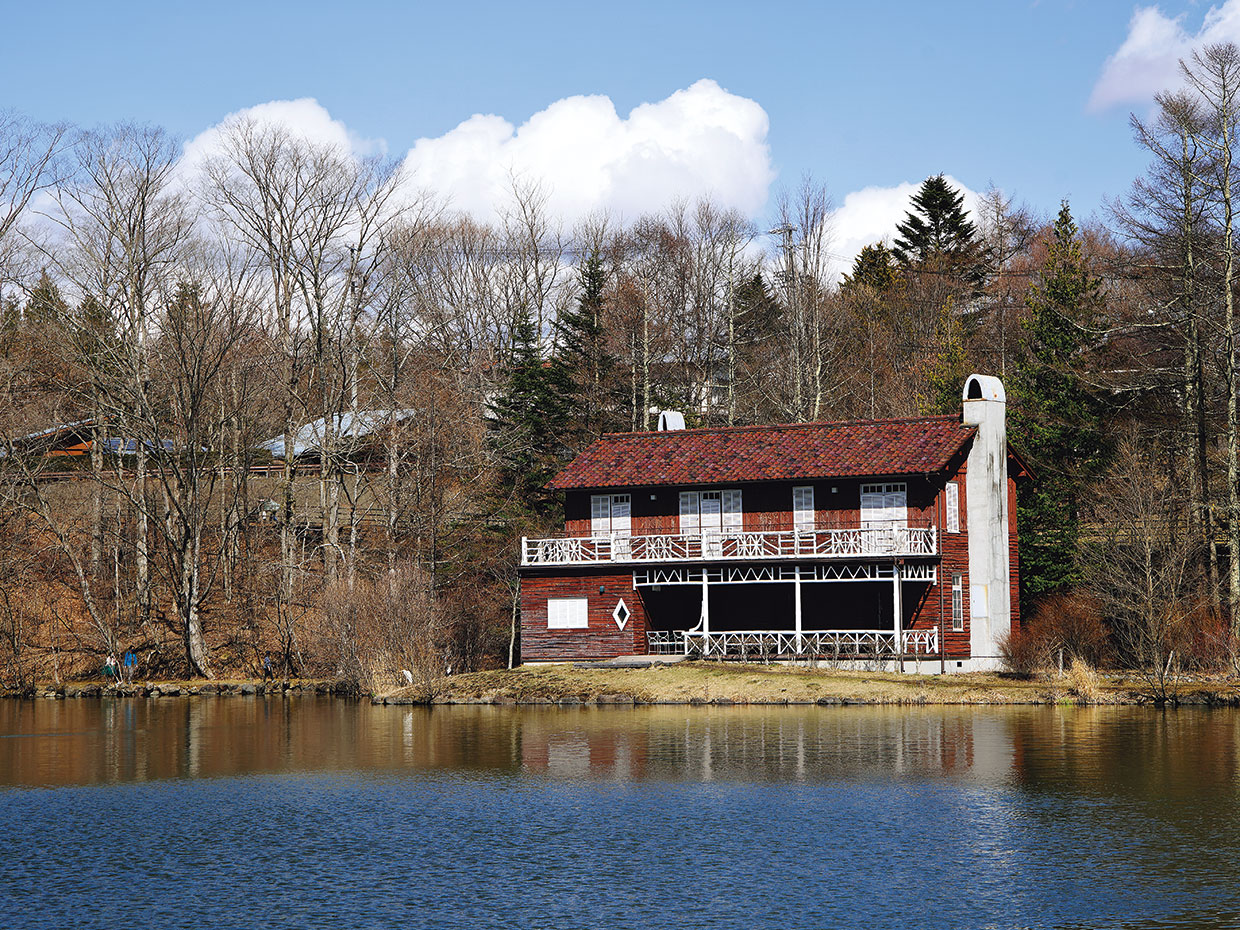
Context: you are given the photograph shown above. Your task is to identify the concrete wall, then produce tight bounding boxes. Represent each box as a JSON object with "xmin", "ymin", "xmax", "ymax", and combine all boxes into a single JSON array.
[{"xmin": 962, "ymin": 374, "xmax": 1011, "ymax": 670}]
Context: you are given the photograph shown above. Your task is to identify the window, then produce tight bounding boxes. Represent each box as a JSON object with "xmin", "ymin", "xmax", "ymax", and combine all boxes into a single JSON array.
[
  {"xmin": 679, "ymin": 490, "xmax": 742, "ymax": 534},
  {"xmin": 861, "ymin": 482, "xmax": 907, "ymax": 528},
  {"xmin": 591, "ymin": 494, "xmax": 631, "ymax": 537},
  {"xmin": 945, "ymin": 482, "xmax": 960, "ymax": 533},
  {"xmin": 793, "ymin": 486, "xmax": 815, "ymax": 532},
  {"xmin": 548, "ymin": 598, "xmax": 589, "ymax": 630},
  {"xmin": 951, "ymin": 574, "xmax": 964, "ymax": 631},
  {"xmin": 612, "ymin": 599, "xmax": 630, "ymax": 631}
]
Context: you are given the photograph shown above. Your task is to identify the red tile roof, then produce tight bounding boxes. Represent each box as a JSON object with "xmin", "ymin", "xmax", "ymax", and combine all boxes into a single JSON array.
[{"xmin": 548, "ymin": 415, "xmax": 977, "ymax": 490}]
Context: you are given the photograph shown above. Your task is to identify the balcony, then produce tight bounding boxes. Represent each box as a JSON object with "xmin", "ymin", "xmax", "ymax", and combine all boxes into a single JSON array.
[
  {"xmin": 521, "ymin": 525, "xmax": 937, "ymax": 567},
  {"xmin": 647, "ymin": 628, "xmax": 940, "ymax": 657}
]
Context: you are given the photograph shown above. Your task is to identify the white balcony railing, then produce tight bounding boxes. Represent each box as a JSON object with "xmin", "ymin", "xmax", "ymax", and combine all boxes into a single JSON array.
[
  {"xmin": 674, "ymin": 628, "xmax": 939, "ymax": 658},
  {"xmin": 521, "ymin": 526, "xmax": 936, "ymax": 566}
]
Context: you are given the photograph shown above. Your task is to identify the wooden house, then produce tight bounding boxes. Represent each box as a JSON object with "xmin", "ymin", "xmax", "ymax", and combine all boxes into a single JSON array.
[{"xmin": 519, "ymin": 374, "xmax": 1026, "ymax": 672}]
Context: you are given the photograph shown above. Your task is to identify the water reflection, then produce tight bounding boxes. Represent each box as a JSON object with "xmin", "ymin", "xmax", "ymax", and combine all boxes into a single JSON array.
[
  {"xmin": 3, "ymin": 701, "xmax": 1240, "ymax": 929},
  {"xmin": 3, "ymin": 698, "xmax": 1240, "ymax": 794}
]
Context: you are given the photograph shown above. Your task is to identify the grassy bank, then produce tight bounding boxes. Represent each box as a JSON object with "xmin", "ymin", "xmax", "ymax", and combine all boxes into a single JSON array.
[{"xmin": 376, "ymin": 662, "xmax": 1240, "ymax": 707}]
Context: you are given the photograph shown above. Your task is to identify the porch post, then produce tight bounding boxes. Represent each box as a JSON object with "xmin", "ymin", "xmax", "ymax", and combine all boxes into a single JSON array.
[
  {"xmin": 892, "ymin": 560, "xmax": 903, "ymax": 673},
  {"xmin": 794, "ymin": 565, "xmax": 803, "ymax": 657},
  {"xmin": 701, "ymin": 569, "xmax": 710, "ymax": 656}
]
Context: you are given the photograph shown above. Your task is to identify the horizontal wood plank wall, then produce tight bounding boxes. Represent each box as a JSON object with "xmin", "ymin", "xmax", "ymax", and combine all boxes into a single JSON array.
[
  {"xmin": 563, "ymin": 478, "xmax": 939, "ymax": 537},
  {"xmin": 520, "ymin": 570, "xmax": 647, "ymax": 662},
  {"xmin": 1009, "ymin": 475, "xmax": 1021, "ymax": 631}
]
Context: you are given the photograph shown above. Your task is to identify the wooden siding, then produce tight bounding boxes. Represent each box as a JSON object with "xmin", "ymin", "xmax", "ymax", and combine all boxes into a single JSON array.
[
  {"xmin": 565, "ymin": 477, "xmax": 940, "ymax": 538},
  {"xmin": 531, "ymin": 460, "xmax": 1023, "ymax": 663},
  {"xmin": 521, "ymin": 570, "xmax": 648, "ymax": 661}
]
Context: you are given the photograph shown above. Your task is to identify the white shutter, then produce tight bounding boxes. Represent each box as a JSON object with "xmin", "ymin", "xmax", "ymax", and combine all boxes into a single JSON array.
[
  {"xmin": 679, "ymin": 491, "xmax": 699, "ymax": 534},
  {"xmin": 793, "ymin": 486, "xmax": 815, "ymax": 531},
  {"xmin": 722, "ymin": 489, "xmax": 743, "ymax": 533},
  {"xmin": 945, "ymin": 482, "xmax": 959, "ymax": 533},
  {"xmin": 610, "ymin": 494, "xmax": 631, "ymax": 537},
  {"xmin": 591, "ymin": 494, "xmax": 611, "ymax": 536},
  {"xmin": 548, "ymin": 598, "xmax": 589, "ymax": 629}
]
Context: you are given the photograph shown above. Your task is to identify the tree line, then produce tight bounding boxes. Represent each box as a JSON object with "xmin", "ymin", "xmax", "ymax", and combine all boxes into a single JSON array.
[{"xmin": 2, "ymin": 45, "xmax": 1240, "ymax": 689}]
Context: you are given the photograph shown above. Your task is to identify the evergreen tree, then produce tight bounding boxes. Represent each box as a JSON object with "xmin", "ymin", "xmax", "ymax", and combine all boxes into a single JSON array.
[
  {"xmin": 487, "ymin": 305, "xmax": 573, "ymax": 525},
  {"xmin": 918, "ymin": 298, "xmax": 970, "ymax": 415},
  {"xmin": 554, "ymin": 247, "xmax": 616, "ymax": 444},
  {"xmin": 840, "ymin": 242, "xmax": 898, "ymax": 295},
  {"xmin": 892, "ymin": 175, "xmax": 979, "ymax": 266},
  {"xmin": 1010, "ymin": 202, "xmax": 1108, "ymax": 601},
  {"xmin": 24, "ymin": 271, "xmax": 67, "ymax": 324}
]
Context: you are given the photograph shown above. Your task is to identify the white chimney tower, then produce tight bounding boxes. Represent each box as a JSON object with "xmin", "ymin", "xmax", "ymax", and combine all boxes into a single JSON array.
[{"xmin": 962, "ymin": 374, "xmax": 1011, "ymax": 670}]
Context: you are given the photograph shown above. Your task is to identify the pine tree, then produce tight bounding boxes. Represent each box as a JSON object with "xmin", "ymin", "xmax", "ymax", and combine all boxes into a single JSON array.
[
  {"xmin": 919, "ymin": 298, "xmax": 970, "ymax": 415},
  {"xmin": 840, "ymin": 242, "xmax": 898, "ymax": 295},
  {"xmin": 24, "ymin": 271, "xmax": 68, "ymax": 324},
  {"xmin": 892, "ymin": 175, "xmax": 979, "ymax": 267},
  {"xmin": 1010, "ymin": 202, "xmax": 1108, "ymax": 600},
  {"xmin": 487, "ymin": 305, "xmax": 573, "ymax": 525},
  {"xmin": 554, "ymin": 247, "xmax": 616, "ymax": 445}
]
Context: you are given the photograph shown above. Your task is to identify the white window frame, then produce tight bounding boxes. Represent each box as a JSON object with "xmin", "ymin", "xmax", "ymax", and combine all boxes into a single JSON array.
[
  {"xmin": 679, "ymin": 489, "xmax": 742, "ymax": 535},
  {"xmin": 793, "ymin": 486, "xmax": 815, "ymax": 533},
  {"xmin": 951, "ymin": 573, "xmax": 964, "ymax": 631},
  {"xmin": 547, "ymin": 598, "xmax": 589, "ymax": 630},
  {"xmin": 861, "ymin": 482, "xmax": 908, "ymax": 528},
  {"xmin": 590, "ymin": 493, "xmax": 631, "ymax": 536},
  {"xmin": 945, "ymin": 482, "xmax": 960, "ymax": 534}
]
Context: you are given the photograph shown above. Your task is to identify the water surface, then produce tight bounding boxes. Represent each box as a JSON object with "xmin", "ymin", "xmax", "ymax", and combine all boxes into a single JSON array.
[{"xmin": 1, "ymin": 698, "xmax": 1237, "ymax": 929}]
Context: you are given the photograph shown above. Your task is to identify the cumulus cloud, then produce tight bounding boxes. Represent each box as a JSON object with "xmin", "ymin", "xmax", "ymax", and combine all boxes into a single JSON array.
[
  {"xmin": 401, "ymin": 79, "xmax": 774, "ymax": 224},
  {"xmin": 826, "ymin": 176, "xmax": 982, "ymax": 281},
  {"xmin": 178, "ymin": 82, "xmax": 774, "ymax": 227},
  {"xmin": 179, "ymin": 97, "xmax": 385, "ymax": 176},
  {"xmin": 1090, "ymin": 1, "xmax": 1240, "ymax": 111}
]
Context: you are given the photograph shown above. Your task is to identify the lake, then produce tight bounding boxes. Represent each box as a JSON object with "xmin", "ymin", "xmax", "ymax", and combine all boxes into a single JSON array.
[{"xmin": 1, "ymin": 698, "xmax": 1238, "ymax": 929}]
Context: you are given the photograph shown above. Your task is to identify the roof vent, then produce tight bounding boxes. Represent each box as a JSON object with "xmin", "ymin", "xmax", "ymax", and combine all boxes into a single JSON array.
[{"xmin": 656, "ymin": 410, "xmax": 686, "ymax": 431}]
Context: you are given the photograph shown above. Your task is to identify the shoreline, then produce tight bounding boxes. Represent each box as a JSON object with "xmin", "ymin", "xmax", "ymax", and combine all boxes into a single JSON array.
[
  {"xmin": 5, "ymin": 663, "xmax": 1240, "ymax": 706},
  {"xmin": 376, "ymin": 662, "xmax": 1240, "ymax": 707}
]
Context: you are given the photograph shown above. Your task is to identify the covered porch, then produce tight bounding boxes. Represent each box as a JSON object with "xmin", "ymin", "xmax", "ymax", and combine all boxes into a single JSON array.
[{"xmin": 636, "ymin": 562, "xmax": 941, "ymax": 661}]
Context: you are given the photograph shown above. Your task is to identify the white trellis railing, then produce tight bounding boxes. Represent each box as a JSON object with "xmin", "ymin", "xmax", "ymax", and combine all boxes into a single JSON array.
[
  {"xmin": 522, "ymin": 526, "xmax": 936, "ymax": 566},
  {"xmin": 670, "ymin": 628, "xmax": 939, "ymax": 658}
]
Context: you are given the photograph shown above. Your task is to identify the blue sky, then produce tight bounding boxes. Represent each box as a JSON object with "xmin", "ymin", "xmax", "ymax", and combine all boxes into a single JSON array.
[{"xmin": 3, "ymin": 1, "xmax": 1230, "ymax": 262}]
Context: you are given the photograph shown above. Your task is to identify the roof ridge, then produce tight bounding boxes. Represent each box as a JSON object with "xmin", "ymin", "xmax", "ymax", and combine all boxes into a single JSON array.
[{"xmin": 598, "ymin": 413, "xmax": 963, "ymax": 440}]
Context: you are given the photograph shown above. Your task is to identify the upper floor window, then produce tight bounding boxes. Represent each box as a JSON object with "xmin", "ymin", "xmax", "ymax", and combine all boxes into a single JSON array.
[
  {"xmin": 591, "ymin": 494, "xmax": 631, "ymax": 537},
  {"xmin": 679, "ymin": 489, "xmax": 742, "ymax": 535},
  {"xmin": 945, "ymin": 482, "xmax": 960, "ymax": 533},
  {"xmin": 793, "ymin": 486, "xmax": 815, "ymax": 532},
  {"xmin": 861, "ymin": 482, "xmax": 907, "ymax": 528}
]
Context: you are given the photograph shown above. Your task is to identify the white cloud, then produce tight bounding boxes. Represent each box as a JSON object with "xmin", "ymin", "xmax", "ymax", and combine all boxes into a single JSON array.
[
  {"xmin": 400, "ymin": 79, "xmax": 774, "ymax": 224},
  {"xmin": 180, "ymin": 97, "xmax": 385, "ymax": 174},
  {"xmin": 827, "ymin": 176, "xmax": 982, "ymax": 281},
  {"xmin": 1090, "ymin": 1, "xmax": 1240, "ymax": 111},
  {"xmin": 179, "ymin": 83, "xmax": 774, "ymax": 227}
]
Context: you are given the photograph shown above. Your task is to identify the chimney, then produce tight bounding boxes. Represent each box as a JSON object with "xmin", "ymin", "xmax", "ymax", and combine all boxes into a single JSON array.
[{"xmin": 961, "ymin": 374, "xmax": 1010, "ymax": 669}]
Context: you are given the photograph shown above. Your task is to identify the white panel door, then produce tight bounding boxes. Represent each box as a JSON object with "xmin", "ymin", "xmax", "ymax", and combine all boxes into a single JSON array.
[
  {"xmin": 700, "ymin": 491, "xmax": 722, "ymax": 556},
  {"xmin": 793, "ymin": 486, "xmax": 815, "ymax": 532},
  {"xmin": 679, "ymin": 491, "xmax": 700, "ymax": 534},
  {"xmin": 610, "ymin": 494, "xmax": 631, "ymax": 558},
  {"xmin": 722, "ymin": 489, "xmax": 743, "ymax": 534},
  {"xmin": 591, "ymin": 494, "xmax": 611, "ymax": 536}
]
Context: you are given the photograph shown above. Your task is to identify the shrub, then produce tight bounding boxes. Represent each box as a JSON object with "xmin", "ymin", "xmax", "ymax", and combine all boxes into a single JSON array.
[{"xmin": 999, "ymin": 626, "xmax": 1049, "ymax": 678}]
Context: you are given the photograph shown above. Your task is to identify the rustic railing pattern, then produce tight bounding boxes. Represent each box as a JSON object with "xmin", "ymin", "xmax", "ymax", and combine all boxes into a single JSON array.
[
  {"xmin": 523, "ymin": 526, "xmax": 937, "ymax": 566},
  {"xmin": 672, "ymin": 628, "xmax": 939, "ymax": 658}
]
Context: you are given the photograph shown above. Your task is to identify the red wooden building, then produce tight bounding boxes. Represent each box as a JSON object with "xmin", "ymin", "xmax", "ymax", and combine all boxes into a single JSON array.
[{"xmin": 519, "ymin": 374, "xmax": 1025, "ymax": 671}]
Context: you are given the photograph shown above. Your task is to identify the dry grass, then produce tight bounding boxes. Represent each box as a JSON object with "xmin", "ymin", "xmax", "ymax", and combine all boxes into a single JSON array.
[{"xmin": 377, "ymin": 661, "xmax": 1102, "ymax": 706}]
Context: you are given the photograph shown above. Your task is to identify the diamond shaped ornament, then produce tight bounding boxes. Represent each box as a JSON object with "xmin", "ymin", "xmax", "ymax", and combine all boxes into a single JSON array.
[{"xmin": 612, "ymin": 598, "xmax": 630, "ymax": 631}]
